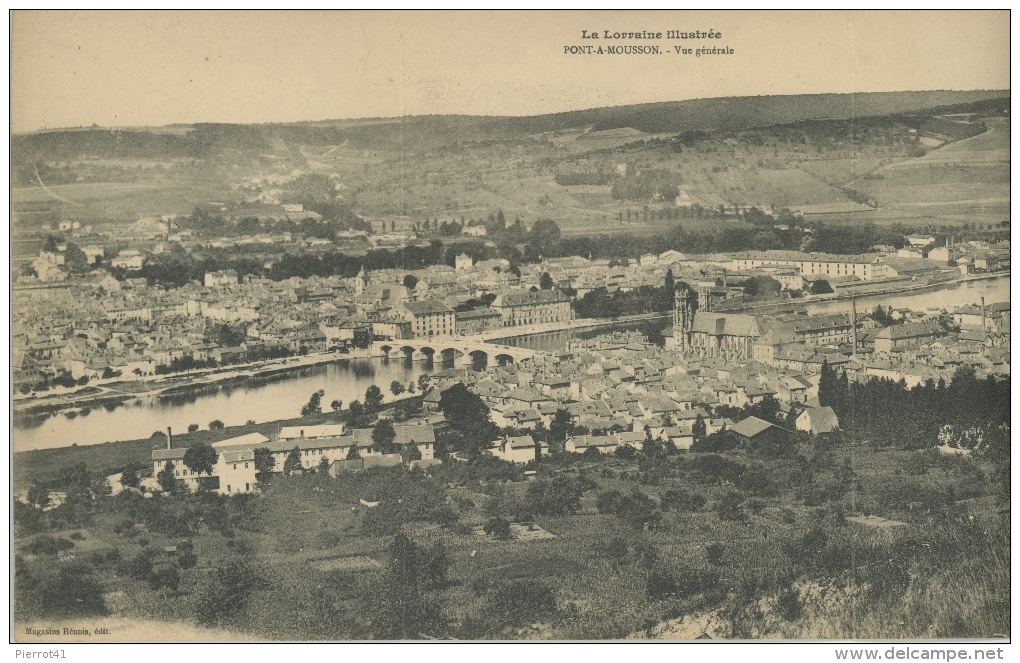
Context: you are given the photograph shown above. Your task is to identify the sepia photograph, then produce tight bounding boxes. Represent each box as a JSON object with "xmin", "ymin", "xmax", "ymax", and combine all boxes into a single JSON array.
[{"xmin": 9, "ymin": 9, "xmax": 1012, "ymax": 649}]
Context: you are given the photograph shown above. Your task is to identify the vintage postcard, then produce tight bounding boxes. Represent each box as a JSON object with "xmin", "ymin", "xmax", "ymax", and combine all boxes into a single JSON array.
[{"xmin": 10, "ymin": 10, "xmax": 1010, "ymax": 647}]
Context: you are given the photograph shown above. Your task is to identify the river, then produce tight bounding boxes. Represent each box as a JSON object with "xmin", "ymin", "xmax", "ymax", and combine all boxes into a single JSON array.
[
  {"xmin": 14, "ymin": 357, "xmax": 433, "ymax": 452},
  {"xmin": 13, "ymin": 276, "xmax": 1009, "ymax": 452}
]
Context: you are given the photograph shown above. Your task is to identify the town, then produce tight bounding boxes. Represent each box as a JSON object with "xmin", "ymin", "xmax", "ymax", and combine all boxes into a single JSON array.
[{"xmin": 12, "ymin": 83, "xmax": 1010, "ymax": 642}]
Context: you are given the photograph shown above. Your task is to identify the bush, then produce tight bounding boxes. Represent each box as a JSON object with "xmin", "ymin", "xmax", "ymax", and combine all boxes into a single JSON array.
[
  {"xmin": 646, "ymin": 571, "xmax": 680, "ymax": 599},
  {"xmin": 776, "ymin": 586, "xmax": 802, "ymax": 621},
  {"xmin": 660, "ymin": 488, "xmax": 707, "ymax": 512},
  {"xmin": 483, "ymin": 517, "xmax": 513, "ymax": 540},
  {"xmin": 484, "ymin": 579, "xmax": 557, "ymax": 627},
  {"xmin": 148, "ymin": 564, "xmax": 180, "ymax": 592},
  {"xmin": 714, "ymin": 490, "xmax": 746, "ymax": 522},
  {"xmin": 596, "ymin": 488, "xmax": 659, "ymax": 530},
  {"xmin": 694, "ymin": 454, "xmax": 745, "ymax": 483},
  {"xmin": 706, "ymin": 543, "xmax": 726, "ymax": 565},
  {"xmin": 195, "ymin": 559, "xmax": 267, "ymax": 627},
  {"xmin": 128, "ymin": 550, "xmax": 155, "ymax": 580},
  {"xmin": 24, "ymin": 535, "xmax": 75, "ymax": 556},
  {"xmin": 15, "ymin": 563, "xmax": 107, "ymax": 618}
]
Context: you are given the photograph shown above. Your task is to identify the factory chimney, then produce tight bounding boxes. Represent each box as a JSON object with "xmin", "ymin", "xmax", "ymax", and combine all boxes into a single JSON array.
[
  {"xmin": 981, "ymin": 297, "xmax": 986, "ymax": 332},
  {"xmin": 167, "ymin": 426, "xmax": 173, "ymax": 450},
  {"xmin": 850, "ymin": 293, "xmax": 858, "ymax": 358}
]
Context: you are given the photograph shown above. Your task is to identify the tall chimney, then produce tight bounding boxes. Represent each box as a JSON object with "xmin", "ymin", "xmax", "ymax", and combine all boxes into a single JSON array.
[
  {"xmin": 981, "ymin": 297, "xmax": 986, "ymax": 332},
  {"xmin": 850, "ymin": 294, "xmax": 858, "ymax": 358},
  {"xmin": 167, "ymin": 426, "xmax": 172, "ymax": 450}
]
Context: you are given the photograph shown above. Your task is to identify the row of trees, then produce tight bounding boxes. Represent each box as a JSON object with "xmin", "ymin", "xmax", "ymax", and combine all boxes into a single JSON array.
[{"xmin": 819, "ymin": 362, "xmax": 1010, "ymax": 451}]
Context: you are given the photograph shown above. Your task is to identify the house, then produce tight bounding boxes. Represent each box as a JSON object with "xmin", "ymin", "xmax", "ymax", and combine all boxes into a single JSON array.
[
  {"xmin": 564, "ymin": 434, "xmax": 618, "ymax": 454},
  {"xmin": 489, "ymin": 435, "xmax": 548, "ymax": 464},
  {"xmin": 873, "ymin": 322, "xmax": 942, "ymax": 353},
  {"xmin": 151, "ymin": 432, "xmax": 270, "ymax": 495},
  {"xmin": 730, "ymin": 416, "xmax": 791, "ymax": 448},
  {"xmin": 795, "ymin": 406, "xmax": 840, "ymax": 435}
]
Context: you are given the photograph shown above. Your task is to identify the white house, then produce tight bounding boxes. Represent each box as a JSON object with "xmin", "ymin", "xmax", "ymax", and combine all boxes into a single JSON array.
[
  {"xmin": 795, "ymin": 405, "xmax": 840, "ymax": 435},
  {"xmin": 489, "ymin": 435, "xmax": 549, "ymax": 464}
]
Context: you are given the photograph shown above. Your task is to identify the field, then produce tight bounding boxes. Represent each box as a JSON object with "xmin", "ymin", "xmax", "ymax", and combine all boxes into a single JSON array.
[{"xmin": 12, "ymin": 178, "xmax": 233, "ymax": 226}]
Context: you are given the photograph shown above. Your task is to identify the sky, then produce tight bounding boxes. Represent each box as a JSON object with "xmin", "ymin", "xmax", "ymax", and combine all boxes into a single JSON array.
[{"xmin": 11, "ymin": 10, "xmax": 1011, "ymax": 133}]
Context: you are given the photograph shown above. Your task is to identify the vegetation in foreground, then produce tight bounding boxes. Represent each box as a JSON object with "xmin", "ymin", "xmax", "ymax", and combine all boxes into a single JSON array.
[{"xmin": 15, "ymin": 413, "xmax": 1009, "ymax": 640}]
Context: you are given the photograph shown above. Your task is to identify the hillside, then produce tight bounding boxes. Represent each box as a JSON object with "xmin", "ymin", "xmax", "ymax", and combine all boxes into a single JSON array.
[
  {"xmin": 12, "ymin": 90, "xmax": 1008, "ymax": 161},
  {"xmin": 11, "ymin": 90, "xmax": 1010, "ymax": 235}
]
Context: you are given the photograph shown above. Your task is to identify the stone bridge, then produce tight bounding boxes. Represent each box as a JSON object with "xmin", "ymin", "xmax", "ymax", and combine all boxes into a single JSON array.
[{"xmin": 370, "ymin": 338, "xmax": 539, "ymax": 368}]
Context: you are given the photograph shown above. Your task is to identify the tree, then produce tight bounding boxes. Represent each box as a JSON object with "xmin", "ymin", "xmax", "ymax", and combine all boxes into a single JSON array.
[
  {"xmin": 693, "ymin": 414, "xmax": 707, "ymax": 445},
  {"xmin": 548, "ymin": 408, "xmax": 574, "ymax": 449},
  {"xmin": 283, "ymin": 447, "xmax": 302, "ymax": 474},
  {"xmin": 120, "ymin": 467, "xmax": 140, "ymax": 489},
  {"xmin": 744, "ymin": 275, "xmax": 782, "ymax": 299},
  {"xmin": 183, "ymin": 443, "xmax": 217, "ymax": 476},
  {"xmin": 818, "ymin": 358, "xmax": 837, "ymax": 408},
  {"xmin": 187, "ymin": 423, "xmax": 199, "ymax": 433},
  {"xmin": 525, "ymin": 477, "xmax": 587, "ymax": 516},
  {"xmin": 401, "ymin": 442, "xmax": 423, "ymax": 464},
  {"xmin": 209, "ymin": 419, "xmax": 225, "ymax": 430},
  {"xmin": 528, "ymin": 219, "xmax": 561, "ymax": 257},
  {"xmin": 253, "ymin": 447, "xmax": 275, "ymax": 486},
  {"xmin": 614, "ymin": 444, "xmax": 637, "ymax": 460},
  {"xmin": 372, "ymin": 420, "xmax": 397, "ymax": 454},
  {"xmin": 390, "ymin": 380, "xmax": 406, "ymax": 397},
  {"xmin": 348, "ymin": 399, "xmax": 364, "ymax": 419},
  {"xmin": 539, "ymin": 271, "xmax": 554, "ymax": 290},
  {"xmin": 330, "ymin": 399, "xmax": 343, "ymax": 414},
  {"xmin": 438, "ymin": 383, "xmax": 498, "ymax": 455},
  {"xmin": 346, "ymin": 445, "xmax": 362, "ymax": 460},
  {"xmin": 370, "ymin": 534, "xmax": 447, "ymax": 639},
  {"xmin": 317, "ymin": 456, "xmax": 331, "ymax": 474},
  {"xmin": 403, "ymin": 274, "xmax": 419, "ymax": 290},
  {"xmin": 364, "ymin": 384, "xmax": 385, "ymax": 410},
  {"xmin": 301, "ymin": 389, "xmax": 324, "ymax": 416},
  {"xmin": 157, "ymin": 461, "xmax": 179, "ymax": 494},
  {"xmin": 27, "ymin": 483, "xmax": 50, "ymax": 508},
  {"xmin": 417, "ymin": 374, "xmax": 431, "ymax": 392}
]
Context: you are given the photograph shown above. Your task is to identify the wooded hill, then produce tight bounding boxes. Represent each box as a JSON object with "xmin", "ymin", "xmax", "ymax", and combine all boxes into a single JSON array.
[{"xmin": 12, "ymin": 90, "xmax": 1009, "ymax": 163}]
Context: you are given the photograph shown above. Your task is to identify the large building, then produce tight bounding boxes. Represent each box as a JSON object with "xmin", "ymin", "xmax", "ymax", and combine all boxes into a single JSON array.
[
  {"xmin": 729, "ymin": 251, "xmax": 886, "ymax": 281},
  {"xmin": 492, "ymin": 289, "xmax": 572, "ymax": 327},
  {"xmin": 401, "ymin": 300, "xmax": 456, "ymax": 338}
]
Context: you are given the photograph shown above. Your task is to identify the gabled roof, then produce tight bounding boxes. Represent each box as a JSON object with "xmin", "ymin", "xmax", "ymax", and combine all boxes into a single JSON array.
[
  {"xmin": 404, "ymin": 300, "xmax": 454, "ymax": 315},
  {"xmin": 280, "ymin": 424, "xmax": 345, "ymax": 440},
  {"xmin": 730, "ymin": 416, "xmax": 779, "ymax": 439},
  {"xmin": 691, "ymin": 312, "xmax": 760, "ymax": 337},
  {"xmin": 212, "ymin": 432, "xmax": 270, "ymax": 448}
]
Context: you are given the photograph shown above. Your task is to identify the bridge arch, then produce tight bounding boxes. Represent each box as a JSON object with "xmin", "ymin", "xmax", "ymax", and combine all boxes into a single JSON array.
[
  {"xmin": 494, "ymin": 353, "xmax": 515, "ymax": 366},
  {"xmin": 469, "ymin": 349, "xmax": 489, "ymax": 371}
]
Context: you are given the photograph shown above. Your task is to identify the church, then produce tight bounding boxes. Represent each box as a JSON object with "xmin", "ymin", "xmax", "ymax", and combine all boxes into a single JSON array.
[{"xmin": 666, "ymin": 285, "xmax": 762, "ymax": 360}]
